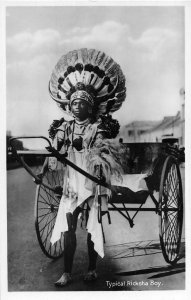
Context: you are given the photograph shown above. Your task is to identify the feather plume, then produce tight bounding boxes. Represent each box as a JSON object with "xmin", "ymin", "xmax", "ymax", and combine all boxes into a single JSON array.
[
  {"xmin": 85, "ymin": 139, "xmax": 126, "ymax": 185},
  {"xmin": 49, "ymin": 48, "xmax": 126, "ymax": 117}
]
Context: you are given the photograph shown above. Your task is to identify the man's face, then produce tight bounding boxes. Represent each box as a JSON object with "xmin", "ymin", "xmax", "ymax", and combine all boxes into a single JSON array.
[{"xmin": 71, "ymin": 99, "xmax": 91, "ymax": 121}]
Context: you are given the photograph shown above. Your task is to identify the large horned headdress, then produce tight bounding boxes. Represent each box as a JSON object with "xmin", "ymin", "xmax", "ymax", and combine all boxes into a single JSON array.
[{"xmin": 49, "ymin": 48, "xmax": 126, "ymax": 118}]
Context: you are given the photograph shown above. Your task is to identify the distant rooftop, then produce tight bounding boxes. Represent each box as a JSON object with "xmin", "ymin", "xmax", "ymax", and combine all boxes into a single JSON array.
[
  {"xmin": 148, "ymin": 111, "xmax": 181, "ymax": 132},
  {"xmin": 121, "ymin": 111, "xmax": 181, "ymax": 135},
  {"xmin": 124, "ymin": 120, "xmax": 160, "ymax": 131}
]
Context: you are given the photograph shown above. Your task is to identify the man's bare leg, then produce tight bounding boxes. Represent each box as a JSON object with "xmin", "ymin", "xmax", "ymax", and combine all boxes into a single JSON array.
[
  {"xmin": 84, "ymin": 233, "xmax": 98, "ymax": 282},
  {"xmin": 54, "ymin": 208, "xmax": 81, "ymax": 287}
]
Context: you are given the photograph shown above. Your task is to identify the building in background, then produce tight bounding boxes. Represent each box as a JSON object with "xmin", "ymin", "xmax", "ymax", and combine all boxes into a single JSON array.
[
  {"xmin": 119, "ymin": 121, "xmax": 159, "ymax": 142},
  {"xmin": 139, "ymin": 112, "xmax": 182, "ymax": 143},
  {"xmin": 119, "ymin": 88, "xmax": 185, "ymax": 146},
  {"xmin": 179, "ymin": 88, "xmax": 185, "ymax": 146}
]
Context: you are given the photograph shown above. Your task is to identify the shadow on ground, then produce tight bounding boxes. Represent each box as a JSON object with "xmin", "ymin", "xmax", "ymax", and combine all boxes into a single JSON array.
[
  {"xmin": 106, "ymin": 239, "xmax": 185, "ymax": 259},
  {"xmin": 106, "ymin": 239, "xmax": 185, "ymax": 280}
]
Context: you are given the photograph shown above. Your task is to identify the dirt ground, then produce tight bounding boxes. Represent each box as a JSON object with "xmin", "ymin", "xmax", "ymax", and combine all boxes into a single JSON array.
[{"xmin": 7, "ymin": 166, "xmax": 185, "ymax": 291}]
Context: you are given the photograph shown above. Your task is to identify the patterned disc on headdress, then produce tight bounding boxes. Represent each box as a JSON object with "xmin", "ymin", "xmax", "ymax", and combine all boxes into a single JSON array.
[{"xmin": 49, "ymin": 48, "xmax": 126, "ymax": 115}]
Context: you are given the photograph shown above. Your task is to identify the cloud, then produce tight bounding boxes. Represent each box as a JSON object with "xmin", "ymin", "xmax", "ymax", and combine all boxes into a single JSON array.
[
  {"xmin": 7, "ymin": 21, "xmax": 182, "ymax": 69},
  {"xmin": 130, "ymin": 28, "xmax": 177, "ymax": 48},
  {"xmin": 63, "ymin": 21, "xmax": 129, "ymax": 44},
  {"xmin": 6, "ymin": 21, "xmax": 131, "ymax": 87},
  {"xmin": 67, "ymin": 26, "xmax": 89, "ymax": 36},
  {"xmin": 7, "ymin": 29, "xmax": 61, "ymax": 62},
  {"xmin": 7, "ymin": 21, "xmax": 129, "ymax": 61},
  {"xmin": 128, "ymin": 27, "xmax": 181, "ymax": 61},
  {"xmin": 7, "ymin": 29, "xmax": 60, "ymax": 51},
  {"xmin": 7, "ymin": 22, "xmax": 183, "ymax": 87}
]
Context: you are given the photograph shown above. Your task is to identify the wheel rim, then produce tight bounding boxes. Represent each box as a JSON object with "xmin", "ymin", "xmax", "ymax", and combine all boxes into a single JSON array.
[
  {"xmin": 35, "ymin": 162, "xmax": 65, "ymax": 259},
  {"xmin": 159, "ymin": 156, "xmax": 183, "ymax": 264}
]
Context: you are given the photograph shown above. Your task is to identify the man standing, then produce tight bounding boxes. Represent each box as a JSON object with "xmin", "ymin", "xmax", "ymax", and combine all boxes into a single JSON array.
[{"xmin": 47, "ymin": 48, "xmax": 126, "ymax": 286}]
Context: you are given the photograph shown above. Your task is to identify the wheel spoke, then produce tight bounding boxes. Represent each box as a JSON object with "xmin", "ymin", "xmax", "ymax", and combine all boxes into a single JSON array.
[
  {"xmin": 38, "ymin": 191, "xmax": 52, "ymax": 206},
  {"xmin": 35, "ymin": 162, "xmax": 65, "ymax": 259},
  {"xmin": 38, "ymin": 207, "xmax": 52, "ymax": 210},
  {"xmin": 39, "ymin": 213, "xmax": 57, "ymax": 235},
  {"xmin": 41, "ymin": 185, "xmax": 52, "ymax": 204},
  {"xmin": 42, "ymin": 216, "xmax": 56, "ymax": 248},
  {"xmin": 42, "ymin": 217, "xmax": 52, "ymax": 250},
  {"xmin": 40, "ymin": 185, "xmax": 60, "ymax": 205},
  {"xmin": 164, "ymin": 166, "xmax": 179, "ymax": 208},
  {"xmin": 167, "ymin": 180, "xmax": 179, "ymax": 207},
  {"xmin": 39, "ymin": 214, "xmax": 50, "ymax": 238},
  {"xmin": 162, "ymin": 210, "xmax": 178, "ymax": 235},
  {"xmin": 159, "ymin": 156, "xmax": 183, "ymax": 264},
  {"xmin": 38, "ymin": 210, "xmax": 53, "ymax": 223},
  {"xmin": 162, "ymin": 212, "xmax": 179, "ymax": 245}
]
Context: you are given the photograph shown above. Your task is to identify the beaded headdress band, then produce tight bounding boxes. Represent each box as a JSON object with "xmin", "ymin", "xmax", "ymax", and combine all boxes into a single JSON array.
[{"xmin": 70, "ymin": 90, "xmax": 94, "ymax": 106}]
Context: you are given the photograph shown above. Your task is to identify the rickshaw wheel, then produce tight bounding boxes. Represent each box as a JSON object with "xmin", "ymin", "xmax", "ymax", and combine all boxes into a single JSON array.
[
  {"xmin": 35, "ymin": 161, "xmax": 65, "ymax": 259},
  {"xmin": 158, "ymin": 156, "xmax": 183, "ymax": 265}
]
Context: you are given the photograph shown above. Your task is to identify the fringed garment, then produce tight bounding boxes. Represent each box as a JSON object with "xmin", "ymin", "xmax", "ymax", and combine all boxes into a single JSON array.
[{"xmin": 49, "ymin": 118, "xmax": 123, "ymax": 257}]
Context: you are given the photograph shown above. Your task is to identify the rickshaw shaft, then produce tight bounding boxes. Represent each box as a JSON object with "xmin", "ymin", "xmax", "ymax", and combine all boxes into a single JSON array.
[{"xmin": 108, "ymin": 207, "xmax": 179, "ymax": 211}]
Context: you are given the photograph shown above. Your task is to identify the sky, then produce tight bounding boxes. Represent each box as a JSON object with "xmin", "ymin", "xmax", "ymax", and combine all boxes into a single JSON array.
[{"xmin": 6, "ymin": 5, "xmax": 185, "ymax": 138}]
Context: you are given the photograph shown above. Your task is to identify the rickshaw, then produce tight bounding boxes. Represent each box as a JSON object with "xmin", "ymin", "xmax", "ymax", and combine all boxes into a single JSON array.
[{"xmin": 10, "ymin": 135, "xmax": 184, "ymax": 266}]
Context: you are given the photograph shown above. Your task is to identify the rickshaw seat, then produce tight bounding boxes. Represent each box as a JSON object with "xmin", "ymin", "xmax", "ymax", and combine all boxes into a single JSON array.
[{"xmin": 110, "ymin": 186, "xmax": 149, "ymax": 204}]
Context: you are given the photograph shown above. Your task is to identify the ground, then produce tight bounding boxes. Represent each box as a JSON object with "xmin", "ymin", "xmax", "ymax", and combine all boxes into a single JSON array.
[{"xmin": 7, "ymin": 166, "xmax": 185, "ymax": 291}]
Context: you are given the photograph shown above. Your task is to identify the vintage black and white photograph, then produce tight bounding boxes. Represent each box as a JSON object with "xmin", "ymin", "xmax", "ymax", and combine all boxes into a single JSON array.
[{"xmin": 5, "ymin": 2, "xmax": 186, "ymax": 293}]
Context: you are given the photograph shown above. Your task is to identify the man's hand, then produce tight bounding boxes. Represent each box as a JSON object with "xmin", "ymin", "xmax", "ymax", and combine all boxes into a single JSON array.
[{"xmin": 33, "ymin": 172, "xmax": 44, "ymax": 184}]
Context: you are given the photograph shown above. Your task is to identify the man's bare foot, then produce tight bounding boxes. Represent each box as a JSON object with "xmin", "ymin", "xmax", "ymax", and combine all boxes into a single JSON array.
[
  {"xmin": 84, "ymin": 270, "xmax": 98, "ymax": 282},
  {"xmin": 54, "ymin": 273, "xmax": 72, "ymax": 287}
]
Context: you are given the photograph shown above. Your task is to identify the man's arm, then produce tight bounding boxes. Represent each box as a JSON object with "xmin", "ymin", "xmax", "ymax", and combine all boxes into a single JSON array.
[{"xmin": 37, "ymin": 122, "xmax": 67, "ymax": 179}]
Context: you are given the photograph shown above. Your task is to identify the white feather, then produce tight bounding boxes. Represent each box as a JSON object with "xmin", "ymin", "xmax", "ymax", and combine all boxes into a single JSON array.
[
  {"xmin": 84, "ymin": 71, "xmax": 91, "ymax": 85},
  {"xmin": 68, "ymin": 73, "xmax": 78, "ymax": 86},
  {"xmin": 62, "ymin": 80, "xmax": 70, "ymax": 91},
  {"xmin": 75, "ymin": 70, "xmax": 82, "ymax": 82}
]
